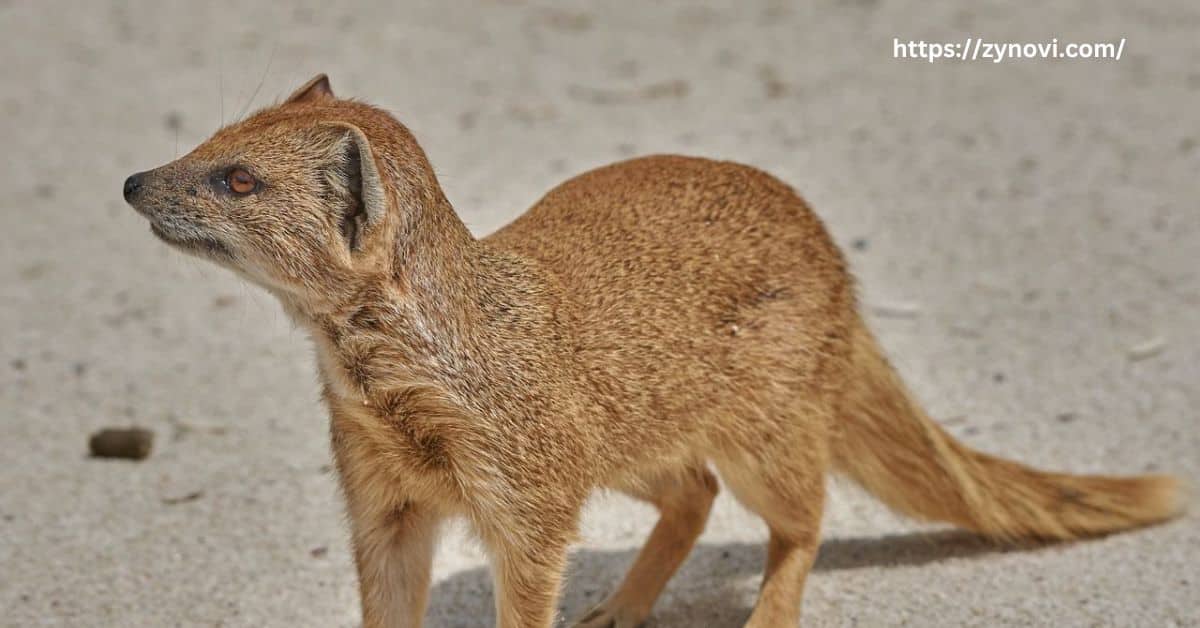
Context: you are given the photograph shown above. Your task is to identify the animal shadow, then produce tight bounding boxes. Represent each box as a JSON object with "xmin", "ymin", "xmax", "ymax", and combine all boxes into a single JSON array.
[{"xmin": 426, "ymin": 530, "xmax": 1024, "ymax": 627}]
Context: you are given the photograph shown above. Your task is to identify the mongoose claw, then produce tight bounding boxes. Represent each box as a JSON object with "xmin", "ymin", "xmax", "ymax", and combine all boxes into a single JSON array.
[{"xmin": 570, "ymin": 601, "xmax": 648, "ymax": 628}]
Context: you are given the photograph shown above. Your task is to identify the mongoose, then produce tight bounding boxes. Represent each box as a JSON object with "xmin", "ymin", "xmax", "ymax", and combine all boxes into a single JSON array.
[{"xmin": 122, "ymin": 74, "xmax": 1182, "ymax": 628}]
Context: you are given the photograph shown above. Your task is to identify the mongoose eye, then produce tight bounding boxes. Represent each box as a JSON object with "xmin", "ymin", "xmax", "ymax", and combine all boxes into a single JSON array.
[{"xmin": 225, "ymin": 168, "xmax": 257, "ymax": 194}]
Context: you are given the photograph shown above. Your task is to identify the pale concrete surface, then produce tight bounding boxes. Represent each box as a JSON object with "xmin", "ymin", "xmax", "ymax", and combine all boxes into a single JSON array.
[{"xmin": 2, "ymin": 1, "xmax": 1197, "ymax": 626}]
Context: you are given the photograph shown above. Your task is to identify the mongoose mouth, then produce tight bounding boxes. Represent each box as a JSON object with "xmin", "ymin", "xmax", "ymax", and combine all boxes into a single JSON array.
[{"xmin": 149, "ymin": 221, "xmax": 232, "ymax": 259}]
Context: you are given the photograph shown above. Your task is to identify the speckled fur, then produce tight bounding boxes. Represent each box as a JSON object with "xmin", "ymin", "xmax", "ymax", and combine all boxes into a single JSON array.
[{"xmin": 125, "ymin": 75, "xmax": 1182, "ymax": 628}]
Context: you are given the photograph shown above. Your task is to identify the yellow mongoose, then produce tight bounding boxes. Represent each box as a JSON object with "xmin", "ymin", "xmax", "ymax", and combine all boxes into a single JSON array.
[{"xmin": 123, "ymin": 74, "xmax": 1181, "ymax": 628}]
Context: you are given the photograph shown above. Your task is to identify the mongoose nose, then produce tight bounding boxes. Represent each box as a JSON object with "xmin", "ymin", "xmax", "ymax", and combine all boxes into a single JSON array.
[{"xmin": 123, "ymin": 172, "xmax": 145, "ymax": 202}]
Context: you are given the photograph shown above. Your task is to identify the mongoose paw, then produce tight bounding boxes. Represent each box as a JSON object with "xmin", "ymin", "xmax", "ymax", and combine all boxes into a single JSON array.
[{"xmin": 570, "ymin": 601, "xmax": 649, "ymax": 628}]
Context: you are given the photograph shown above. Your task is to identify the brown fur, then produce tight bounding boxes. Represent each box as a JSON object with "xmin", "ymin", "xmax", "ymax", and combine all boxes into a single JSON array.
[{"xmin": 124, "ymin": 75, "xmax": 1183, "ymax": 627}]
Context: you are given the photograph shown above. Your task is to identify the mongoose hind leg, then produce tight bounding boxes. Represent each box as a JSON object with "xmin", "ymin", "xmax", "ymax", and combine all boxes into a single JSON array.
[
  {"xmin": 715, "ymin": 412, "xmax": 830, "ymax": 628},
  {"xmin": 573, "ymin": 465, "xmax": 719, "ymax": 628}
]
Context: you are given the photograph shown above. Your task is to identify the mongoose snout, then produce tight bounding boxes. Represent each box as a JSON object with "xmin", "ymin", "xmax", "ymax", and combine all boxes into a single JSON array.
[{"xmin": 123, "ymin": 166, "xmax": 235, "ymax": 260}]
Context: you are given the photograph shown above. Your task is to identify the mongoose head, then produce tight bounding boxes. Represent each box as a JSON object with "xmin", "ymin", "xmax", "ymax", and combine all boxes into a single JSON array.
[{"xmin": 123, "ymin": 74, "xmax": 445, "ymax": 311}]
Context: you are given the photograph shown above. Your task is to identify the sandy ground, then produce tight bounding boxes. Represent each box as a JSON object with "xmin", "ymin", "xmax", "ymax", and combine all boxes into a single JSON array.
[{"xmin": 2, "ymin": 1, "xmax": 1198, "ymax": 626}]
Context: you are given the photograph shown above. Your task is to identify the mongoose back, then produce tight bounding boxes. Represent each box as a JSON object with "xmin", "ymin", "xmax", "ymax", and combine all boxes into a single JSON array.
[{"xmin": 122, "ymin": 74, "xmax": 1182, "ymax": 628}]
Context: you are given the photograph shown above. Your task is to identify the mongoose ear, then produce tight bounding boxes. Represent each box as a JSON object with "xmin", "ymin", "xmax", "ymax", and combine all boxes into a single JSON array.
[
  {"xmin": 322, "ymin": 123, "xmax": 387, "ymax": 250},
  {"xmin": 286, "ymin": 74, "xmax": 334, "ymax": 104}
]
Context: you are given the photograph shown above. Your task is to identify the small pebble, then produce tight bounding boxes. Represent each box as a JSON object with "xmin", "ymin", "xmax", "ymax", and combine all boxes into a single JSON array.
[
  {"xmin": 871, "ymin": 301, "xmax": 921, "ymax": 318},
  {"xmin": 1127, "ymin": 336, "xmax": 1165, "ymax": 362},
  {"xmin": 162, "ymin": 490, "xmax": 203, "ymax": 505},
  {"xmin": 34, "ymin": 183, "xmax": 55, "ymax": 199},
  {"xmin": 88, "ymin": 427, "xmax": 154, "ymax": 460},
  {"xmin": 164, "ymin": 111, "xmax": 183, "ymax": 132}
]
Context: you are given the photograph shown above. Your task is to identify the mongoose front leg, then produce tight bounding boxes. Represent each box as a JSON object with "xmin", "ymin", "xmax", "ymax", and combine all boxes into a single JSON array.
[
  {"xmin": 574, "ymin": 466, "xmax": 718, "ymax": 628},
  {"xmin": 477, "ymin": 513, "xmax": 574, "ymax": 628},
  {"xmin": 347, "ymin": 500, "xmax": 440, "ymax": 628}
]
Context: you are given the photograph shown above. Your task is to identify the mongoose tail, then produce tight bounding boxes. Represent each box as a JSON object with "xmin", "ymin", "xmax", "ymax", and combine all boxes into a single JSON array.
[{"xmin": 833, "ymin": 319, "xmax": 1184, "ymax": 541}]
